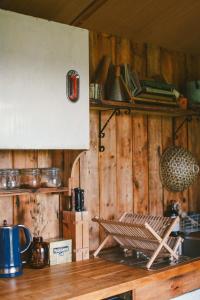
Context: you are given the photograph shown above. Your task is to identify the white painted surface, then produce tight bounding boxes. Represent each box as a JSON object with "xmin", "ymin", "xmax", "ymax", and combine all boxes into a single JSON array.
[
  {"xmin": 171, "ymin": 289, "xmax": 200, "ymax": 300},
  {"xmin": 0, "ymin": 9, "xmax": 89, "ymax": 149}
]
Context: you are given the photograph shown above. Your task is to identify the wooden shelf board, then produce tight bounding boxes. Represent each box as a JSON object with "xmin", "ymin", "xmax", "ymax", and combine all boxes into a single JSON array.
[
  {"xmin": 0, "ymin": 187, "xmax": 69, "ymax": 197},
  {"xmin": 90, "ymin": 99, "xmax": 200, "ymax": 117}
]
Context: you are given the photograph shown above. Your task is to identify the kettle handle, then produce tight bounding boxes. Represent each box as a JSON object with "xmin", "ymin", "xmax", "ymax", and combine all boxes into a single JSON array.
[{"xmin": 18, "ymin": 225, "xmax": 32, "ymax": 254}]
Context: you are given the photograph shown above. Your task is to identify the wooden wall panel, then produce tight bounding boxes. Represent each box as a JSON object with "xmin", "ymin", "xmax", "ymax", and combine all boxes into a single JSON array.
[
  {"xmin": 116, "ymin": 112, "xmax": 133, "ymax": 215},
  {"xmin": 131, "ymin": 42, "xmax": 146, "ymax": 78},
  {"xmin": 146, "ymin": 44, "xmax": 161, "ymax": 77},
  {"xmin": 148, "ymin": 116, "xmax": 163, "ymax": 215},
  {"xmin": 146, "ymin": 44, "xmax": 163, "ymax": 215},
  {"xmin": 116, "ymin": 37, "xmax": 131, "ymax": 65},
  {"xmin": 79, "ymin": 110, "xmax": 100, "ymax": 251},
  {"xmin": 172, "ymin": 52, "xmax": 186, "ymax": 93},
  {"xmin": 37, "ymin": 150, "xmax": 59, "ymax": 239},
  {"xmin": 90, "ymin": 32, "xmax": 116, "ymax": 81},
  {"xmin": 160, "ymin": 48, "xmax": 173, "ymax": 83},
  {"xmin": 132, "ymin": 115, "xmax": 148, "ymax": 214},
  {"xmin": 12, "ymin": 150, "xmax": 59, "ymax": 239},
  {"xmin": 115, "ymin": 37, "xmax": 133, "ymax": 216},
  {"xmin": 13, "ymin": 150, "xmax": 38, "ymax": 235},
  {"xmin": 81, "ymin": 32, "xmax": 200, "ymax": 250},
  {"xmin": 99, "ymin": 111, "xmax": 117, "ymax": 246},
  {"xmin": 160, "ymin": 48, "xmax": 174, "ymax": 211}
]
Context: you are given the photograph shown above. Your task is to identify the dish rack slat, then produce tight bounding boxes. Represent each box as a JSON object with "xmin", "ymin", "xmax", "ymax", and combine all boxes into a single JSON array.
[{"xmin": 92, "ymin": 213, "xmax": 183, "ymax": 269}]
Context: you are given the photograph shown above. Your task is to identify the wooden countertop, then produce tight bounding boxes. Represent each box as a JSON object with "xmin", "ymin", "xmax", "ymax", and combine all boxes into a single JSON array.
[{"xmin": 0, "ymin": 258, "xmax": 200, "ymax": 300}]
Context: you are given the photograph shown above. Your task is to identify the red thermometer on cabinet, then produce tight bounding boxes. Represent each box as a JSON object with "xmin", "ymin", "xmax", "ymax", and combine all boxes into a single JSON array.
[{"xmin": 66, "ymin": 70, "xmax": 80, "ymax": 102}]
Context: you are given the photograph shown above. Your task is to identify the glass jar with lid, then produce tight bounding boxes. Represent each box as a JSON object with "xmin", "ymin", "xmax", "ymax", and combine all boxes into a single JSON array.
[
  {"xmin": 0, "ymin": 169, "xmax": 20, "ymax": 189},
  {"xmin": 41, "ymin": 168, "xmax": 61, "ymax": 188},
  {"xmin": 20, "ymin": 168, "xmax": 41, "ymax": 188}
]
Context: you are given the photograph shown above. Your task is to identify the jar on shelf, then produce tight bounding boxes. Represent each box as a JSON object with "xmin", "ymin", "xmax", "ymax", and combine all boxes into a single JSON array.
[
  {"xmin": 0, "ymin": 169, "xmax": 20, "ymax": 189},
  {"xmin": 41, "ymin": 168, "xmax": 61, "ymax": 188},
  {"xmin": 20, "ymin": 168, "xmax": 41, "ymax": 188},
  {"xmin": 28, "ymin": 236, "xmax": 49, "ymax": 269}
]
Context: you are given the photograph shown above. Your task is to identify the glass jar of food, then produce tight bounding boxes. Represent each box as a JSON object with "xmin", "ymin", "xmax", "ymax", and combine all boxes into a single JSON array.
[
  {"xmin": 41, "ymin": 168, "xmax": 61, "ymax": 188},
  {"xmin": 0, "ymin": 169, "xmax": 20, "ymax": 189},
  {"xmin": 20, "ymin": 168, "xmax": 41, "ymax": 188},
  {"xmin": 29, "ymin": 236, "xmax": 49, "ymax": 269}
]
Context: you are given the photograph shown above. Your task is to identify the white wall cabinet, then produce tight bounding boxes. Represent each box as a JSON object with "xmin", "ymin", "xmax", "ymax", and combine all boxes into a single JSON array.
[{"xmin": 0, "ymin": 9, "xmax": 89, "ymax": 149}]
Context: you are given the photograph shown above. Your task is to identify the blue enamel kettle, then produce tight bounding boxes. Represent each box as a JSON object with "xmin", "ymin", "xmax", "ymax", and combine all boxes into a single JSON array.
[{"xmin": 0, "ymin": 220, "xmax": 32, "ymax": 278}]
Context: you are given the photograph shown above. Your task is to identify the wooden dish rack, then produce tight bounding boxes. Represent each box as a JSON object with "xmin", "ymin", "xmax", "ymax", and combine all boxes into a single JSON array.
[{"xmin": 93, "ymin": 213, "xmax": 183, "ymax": 269}]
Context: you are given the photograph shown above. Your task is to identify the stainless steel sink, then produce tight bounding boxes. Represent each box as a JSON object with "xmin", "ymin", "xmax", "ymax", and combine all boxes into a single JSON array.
[{"xmin": 99, "ymin": 246, "xmax": 192, "ymax": 270}]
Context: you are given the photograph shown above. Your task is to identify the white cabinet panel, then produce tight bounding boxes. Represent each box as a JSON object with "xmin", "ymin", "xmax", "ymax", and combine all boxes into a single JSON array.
[{"xmin": 0, "ymin": 9, "xmax": 89, "ymax": 149}]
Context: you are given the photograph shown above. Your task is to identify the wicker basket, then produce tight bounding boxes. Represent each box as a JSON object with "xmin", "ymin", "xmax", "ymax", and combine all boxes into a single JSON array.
[{"xmin": 160, "ymin": 146, "xmax": 199, "ymax": 192}]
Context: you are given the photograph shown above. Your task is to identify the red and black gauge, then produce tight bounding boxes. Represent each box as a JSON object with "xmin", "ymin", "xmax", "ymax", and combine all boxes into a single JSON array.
[{"xmin": 66, "ymin": 70, "xmax": 80, "ymax": 102}]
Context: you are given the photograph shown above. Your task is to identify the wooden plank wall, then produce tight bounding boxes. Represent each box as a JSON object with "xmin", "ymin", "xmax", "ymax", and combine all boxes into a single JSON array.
[
  {"xmin": 78, "ymin": 32, "xmax": 200, "ymax": 251},
  {"xmin": 0, "ymin": 32, "xmax": 200, "ymax": 251}
]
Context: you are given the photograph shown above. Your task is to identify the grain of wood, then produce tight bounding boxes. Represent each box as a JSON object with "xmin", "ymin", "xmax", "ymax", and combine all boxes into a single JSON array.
[
  {"xmin": 13, "ymin": 150, "xmax": 37, "ymax": 169},
  {"xmin": 63, "ymin": 150, "xmax": 82, "ymax": 187},
  {"xmin": 37, "ymin": 150, "xmax": 59, "ymax": 238},
  {"xmin": 79, "ymin": 110, "xmax": 100, "ymax": 251},
  {"xmin": 51, "ymin": 150, "xmax": 65, "ymax": 234},
  {"xmin": 13, "ymin": 150, "xmax": 38, "ymax": 232},
  {"xmin": 131, "ymin": 42, "xmax": 146, "ymax": 79},
  {"xmin": 116, "ymin": 37, "xmax": 131, "ymax": 65},
  {"xmin": 148, "ymin": 116, "xmax": 163, "ymax": 215},
  {"xmin": 37, "ymin": 150, "xmax": 52, "ymax": 168},
  {"xmin": 132, "ymin": 115, "xmax": 148, "ymax": 214},
  {"xmin": 0, "ymin": 257, "xmax": 200, "ymax": 300},
  {"xmin": 160, "ymin": 48, "xmax": 173, "ymax": 83},
  {"xmin": 172, "ymin": 51, "xmax": 186, "ymax": 93},
  {"xmin": 115, "ymin": 37, "xmax": 133, "ymax": 216},
  {"xmin": 134, "ymin": 268, "xmax": 200, "ymax": 300},
  {"xmin": 146, "ymin": 44, "xmax": 161, "ymax": 78},
  {"xmin": 51, "ymin": 150, "xmax": 64, "ymax": 181},
  {"xmin": 99, "ymin": 110, "xmax": 117, "ymax": 247},
  {"xmin": 116, "ymin": 112, "xmax": 133, "ymax": 215},
  {"xmin": 90, "ymin": 31, "xmax": 115, "ymax": 82}
]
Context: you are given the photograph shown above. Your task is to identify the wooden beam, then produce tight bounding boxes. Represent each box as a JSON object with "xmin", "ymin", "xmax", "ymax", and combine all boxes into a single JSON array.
[{"xmin": 70, "ymin": 0, "xmax": 108, "ymax": 26}]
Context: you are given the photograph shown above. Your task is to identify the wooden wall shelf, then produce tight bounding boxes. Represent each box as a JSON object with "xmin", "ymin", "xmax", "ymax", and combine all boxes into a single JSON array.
[
  {"xmin": 0, "ymin": 187, "xmax": 69, "ymax": 197},
  {"xmin": 91, "ymin": 99, "xmax": 200, "ymax": 152},
  {"xmin": 90, "ymin": 99, "xmax": 200, "ymax": 117}
]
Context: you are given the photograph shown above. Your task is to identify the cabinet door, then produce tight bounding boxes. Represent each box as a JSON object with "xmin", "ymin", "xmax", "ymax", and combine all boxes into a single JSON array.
[{"xmin": 0, "ymin": 9, "xmax": 89, "ymax": 149}]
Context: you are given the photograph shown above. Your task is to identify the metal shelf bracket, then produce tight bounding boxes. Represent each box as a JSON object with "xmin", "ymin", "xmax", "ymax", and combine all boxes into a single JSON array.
[
  {"xmin": 99, "ymin": 109, "xmax": 120, "ymax": 152},
  {"xmin": 173, "ymin": 116, "xmax": 192, "ymax": 142}
]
